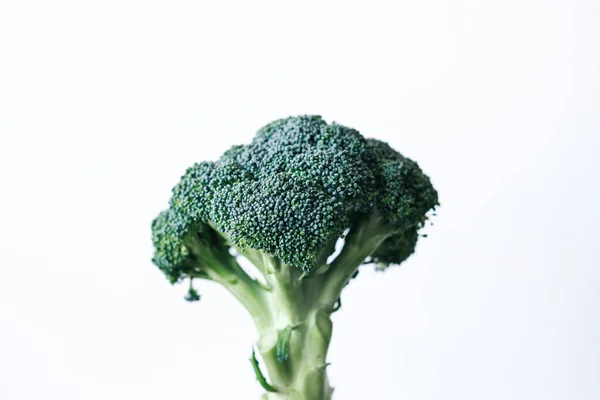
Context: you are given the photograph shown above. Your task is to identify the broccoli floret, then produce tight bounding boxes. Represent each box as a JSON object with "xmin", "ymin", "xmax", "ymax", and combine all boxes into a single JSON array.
[{"xmin": 150, "ymin": 115, "xmax": 438, "ymax": 399}]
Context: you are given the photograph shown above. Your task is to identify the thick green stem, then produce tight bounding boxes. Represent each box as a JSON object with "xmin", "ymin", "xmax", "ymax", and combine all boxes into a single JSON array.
[
  {"xmin": 247, "ymin": 256, "xmax": 334, "ymax": 400},
  {"xmin": 258, "ymin": 308, "xmax": 333, "ymax": 400},
  {"xmin": 199, "ymin": 220, "xmax": 394, "ymax": 399}
]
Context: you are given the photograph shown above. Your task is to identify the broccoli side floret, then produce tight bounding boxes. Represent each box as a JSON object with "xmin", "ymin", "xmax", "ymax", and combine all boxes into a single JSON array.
[{"xmin": 151, "ymin": 115, "xmax": 438, "ymax": 400}]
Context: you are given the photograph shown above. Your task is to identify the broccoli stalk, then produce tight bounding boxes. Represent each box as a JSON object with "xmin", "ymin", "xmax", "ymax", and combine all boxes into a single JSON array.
[{"xmin": 151, "ymin": 116, "xmax": 438, "ymax": 399}]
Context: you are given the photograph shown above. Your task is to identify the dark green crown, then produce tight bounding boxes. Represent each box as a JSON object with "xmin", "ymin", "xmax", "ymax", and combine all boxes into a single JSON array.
[{"xmin": 152, "ymin": 116, "xmax": 438, "ymax": 282}]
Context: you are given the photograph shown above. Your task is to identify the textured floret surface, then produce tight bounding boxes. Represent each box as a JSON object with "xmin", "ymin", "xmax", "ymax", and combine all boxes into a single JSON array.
[{"xmin": 152, "ymin": 115, "xmax": 438, "ymax": 280}]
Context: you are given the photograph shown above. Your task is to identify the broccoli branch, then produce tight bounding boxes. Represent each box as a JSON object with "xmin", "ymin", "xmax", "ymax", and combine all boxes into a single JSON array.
[
  {"xmin": 318, "ymin": 214, "xmax": 394, "ymax": 308},
  {"xmin": 208, "ymin": 222, "xmax": 274, "ymax": 286},
  {"xmin": 203, "ymin": 259, "xmax": 268, "ymax": 320},
  {"xmin": 185, "ymin": 232, "xmax": 268, "ymax": 320}
]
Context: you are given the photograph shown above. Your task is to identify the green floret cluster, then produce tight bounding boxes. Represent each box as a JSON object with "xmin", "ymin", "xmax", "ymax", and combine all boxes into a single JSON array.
[
  {"xmin": 150, "ymin": 115, "xmax": 439, "ymax": 400},
  {"xmin": 152, "ymin": 115, "xmax": 437, "ymax": 276}
]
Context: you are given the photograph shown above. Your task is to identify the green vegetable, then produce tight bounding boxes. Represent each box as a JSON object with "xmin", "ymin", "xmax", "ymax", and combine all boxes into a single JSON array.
[{"xmin": 151, "ymin": 115, "xmax": 439, "ymax": 399}]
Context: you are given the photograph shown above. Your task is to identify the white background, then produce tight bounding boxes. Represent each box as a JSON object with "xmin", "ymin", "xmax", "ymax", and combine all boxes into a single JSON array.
[{"xmin": 1, "ymin": 1, "xmax": 599, "ymax": 399}]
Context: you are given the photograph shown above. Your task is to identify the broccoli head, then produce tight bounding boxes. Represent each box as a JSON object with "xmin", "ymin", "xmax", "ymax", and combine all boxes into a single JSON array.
[{"xmin": 150, "ymin": 115, "xmax": 438, "ymax": 399}]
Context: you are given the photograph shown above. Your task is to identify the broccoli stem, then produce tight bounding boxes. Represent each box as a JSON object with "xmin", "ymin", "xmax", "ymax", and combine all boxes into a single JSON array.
[
  {"xmin": 201, "ymin": 218, "xmax": 394, "ymax": 399},
  {"xmin": 255, "ymin": 282, "xmax": 334, "ymax": 399}
]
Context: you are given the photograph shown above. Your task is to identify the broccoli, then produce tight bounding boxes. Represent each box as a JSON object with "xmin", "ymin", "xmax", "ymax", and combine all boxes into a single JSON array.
[{"xmin": 151, "ymin": 115, "xmax": 439, "ymax": 399}]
